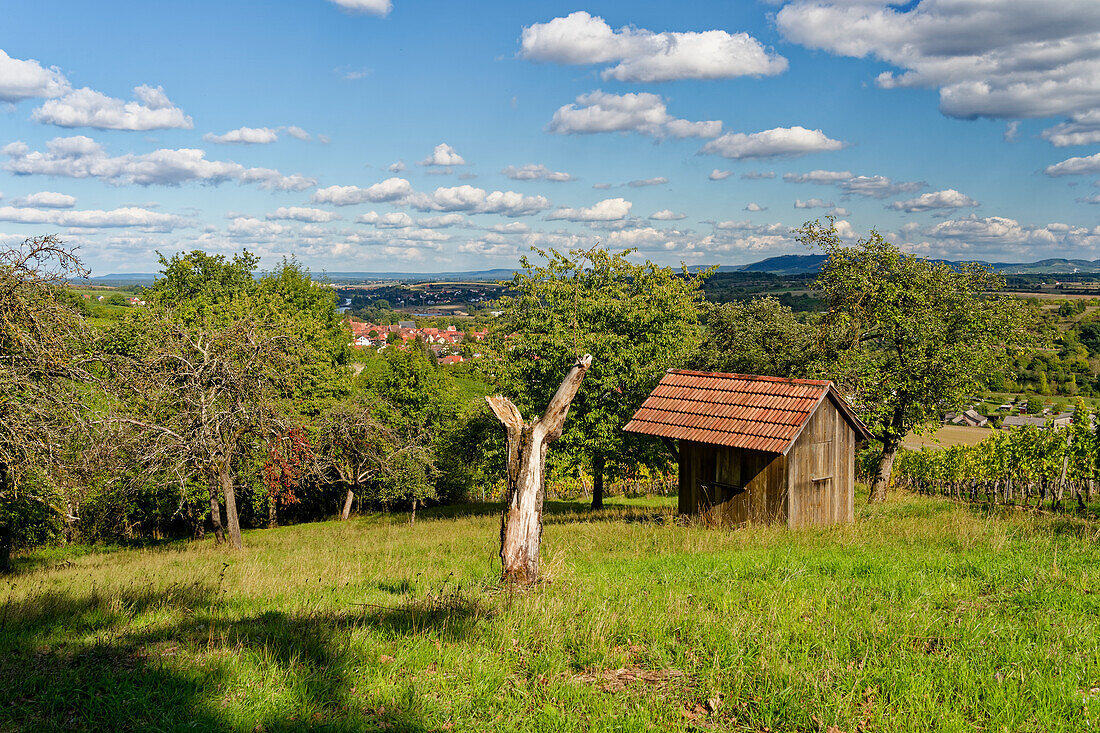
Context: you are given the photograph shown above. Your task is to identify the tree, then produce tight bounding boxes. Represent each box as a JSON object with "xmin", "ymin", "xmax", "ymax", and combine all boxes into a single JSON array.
[
  {"xmin": 312, "ymin": 400, "xmax": 395, "ymax": 520},
  {"xmin": 488, "ymin": 355, "xmax": 591, "ymax": 584},
  {"xmin": 0, "ymin": 236, "xmax": 92, "ymax": 572},
  {"xmin": 115, "ymin": 250, "xmax": 343, "ymax": 548},
  {"xmin": 491, "ymin": 247, "xmax": 705, "ymax": 509},
  {"xmin": 800, "ymin": 220, "xmax": 1026, "ymax": 503},
  {"xmin": 691, "ymin": 296, "xmax": 821, "ymax": 378}
]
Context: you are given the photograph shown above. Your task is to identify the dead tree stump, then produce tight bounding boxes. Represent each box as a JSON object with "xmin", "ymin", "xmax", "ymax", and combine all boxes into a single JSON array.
[{"xmin": 488, "ymin": 355, "xmax": 592, "ymax": 584}]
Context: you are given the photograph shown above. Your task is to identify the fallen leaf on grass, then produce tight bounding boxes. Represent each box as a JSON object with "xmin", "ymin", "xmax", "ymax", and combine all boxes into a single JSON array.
[{"xmin": 379, "ymin": 654, "xmax": 395, "ymax": 663}]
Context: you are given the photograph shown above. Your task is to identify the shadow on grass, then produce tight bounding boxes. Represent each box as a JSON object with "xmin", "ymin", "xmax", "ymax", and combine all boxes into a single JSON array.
[
  {"xmin": 0, "ymin": 581, "xmax": 469, "ymax": 732},
  {"xmin": 419, "ymin": 500, "xmax": 672, "ymax": 527}
]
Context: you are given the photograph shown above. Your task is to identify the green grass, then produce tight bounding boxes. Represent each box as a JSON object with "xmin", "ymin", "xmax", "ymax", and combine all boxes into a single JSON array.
[{"xmin": 3, "ymin": 491, "xmax": 1099, "ymax": 732}]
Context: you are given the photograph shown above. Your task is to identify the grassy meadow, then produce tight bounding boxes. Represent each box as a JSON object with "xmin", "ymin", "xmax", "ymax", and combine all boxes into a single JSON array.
[{"xmin": 3, "ymin": 491, "xmax": 1099, "ymax": 732}]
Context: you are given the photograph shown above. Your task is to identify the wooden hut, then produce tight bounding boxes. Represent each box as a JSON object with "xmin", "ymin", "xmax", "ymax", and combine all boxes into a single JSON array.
[{"xmin": 624, "ymin": 370, "xmax": 871, "ymax": 527}]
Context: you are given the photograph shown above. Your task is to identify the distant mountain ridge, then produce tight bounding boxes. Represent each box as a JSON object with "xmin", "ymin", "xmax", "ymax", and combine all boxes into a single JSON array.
[{"xmin": 80, "ymin": 256, "xmax": 1100, "ymax": 285}]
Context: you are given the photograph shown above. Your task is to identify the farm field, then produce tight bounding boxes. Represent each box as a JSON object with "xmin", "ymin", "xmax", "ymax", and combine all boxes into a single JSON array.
[
  {"xmin": 902, "ymin": 425, "xmax": 994, "ymax": 449},
  {"xmin": 3, "ymin": 492, "xmax": 1098, "ymax": 732}
]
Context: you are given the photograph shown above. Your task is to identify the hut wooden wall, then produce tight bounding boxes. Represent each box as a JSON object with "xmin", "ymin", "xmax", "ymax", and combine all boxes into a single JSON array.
[
  {"xmin": 785, "ymin": 397, "xmax": 854, "ymax": 527},
  {"xmin": 677, "ymin": 440, "xmax": 788, "ymax": 525}
]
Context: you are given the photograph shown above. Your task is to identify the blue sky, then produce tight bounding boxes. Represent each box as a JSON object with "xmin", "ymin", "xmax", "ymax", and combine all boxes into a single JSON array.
[{"xmin": 3, "ymin": 0, "xmax": 1100, "ymax": 274}]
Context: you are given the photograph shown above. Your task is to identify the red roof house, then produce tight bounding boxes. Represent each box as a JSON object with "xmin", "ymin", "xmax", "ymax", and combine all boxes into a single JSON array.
[{"xmin": 625, "ymin": 370, "xmax": 870, "ymax": 527}]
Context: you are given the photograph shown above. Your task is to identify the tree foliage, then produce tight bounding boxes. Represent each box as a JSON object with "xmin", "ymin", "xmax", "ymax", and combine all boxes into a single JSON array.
[
  {"xmin": 490, "ymin": 247, "xmax": 706, "ymax": 508},
  {"xmin": 800, "ymin": 220, "xmax": 1027, "ymax": 502}
]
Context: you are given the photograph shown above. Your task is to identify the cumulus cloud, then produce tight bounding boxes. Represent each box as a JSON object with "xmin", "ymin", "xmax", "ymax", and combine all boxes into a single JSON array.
[
  {"xmin": 204, "ymin": 127, "xmax": 279, "ymax": 144},
  {"xmin": 0, "ymin": 49, "xmax": 69, "ymax": 102},
  {"xmin": 285, "ymin": 126, "xmax": 311, "ymax": 141},
  {"xmin": 416, "ymin": 213, "xmax": 466, "ymax": 228},
  {"xmin": 1044, "ymin": 151, "xmax": 1100, "ymax": 176},
  {"xmin": 520, "ymin": 11, "xmax": 787, "ymax": 83},
  {"xmin": 387, "ymin": 160, "xmax": 406, "ymax": 173},
  {"xmin": 327, "ymin": 0, "xmax": 392, "ymax": 16},
  {"xmin": 357, "ymin": 211, "xmax": 414, "ymax": 228},
  {"xmin": 628, "ymin": 177, "xmax": 668, "ymax": 187},
  {"xmin": 776, "ymin": 1, "xmax": 1100, "ymax": 124},
  {"xmin": 3, "ymin": 136, "xmax": 314, "ymax": 190},
  {"xmin": 744, "ymin": 202, "xmax": 766, "ymax": 212},
  {"xmin": 547, "ymin": 90, "xmax": 721, "ymax": 139},
  {"xmin": 546, "ymin": 197, "xmax": 631, "ymax": 222},
  {"xmin": 889, "ymin": 189, "xmax": 979, "ymax": 212},
  {"xmin": 0, "ymin": 204, "xmax": 188, "ymax": 231},
  {"xmin": 783, "ymin": 169, "xmax": 925, "ymax": 198},
  {"xmin": 709, "ymin": 169, "xmax": 732, "ymax": 181},
  {"xmin": 502, "ymin": 163, "xmax": 574, "ymax": 182},
  {"xmin": 407, "ymin": 185, "xmax": 550, "ymax": 217},
  {"xmin": 11, "ymin": 191, "xmax": 75, "ymax": 208},
  {"xmin": 783, "ymin": 170, "xmax": 853, "ymax": 184},
  {"xmin": 700, "ymin": 126, "xmax": 843, "ymax": 159},
  {"xmin": 33, "ymin": 85, "xmax": 192, "ymax": 131},
  {"xmin": 266, "ymin": 206, "xmax": 341, "ymax": 223},
  {"xmin": 311, "ymin": 178, "xmax": 414, "ymax": 205},
  {"xmin": 649, "ymin": 209, "xmax": 686, "ymax": 220},
  {"xmin": 794, "ymin": 198, "xmax": 834, "ymax": 209},
  {"xmin": 419, "ymin": 143, "xmax": 466, "ymax": 167}
]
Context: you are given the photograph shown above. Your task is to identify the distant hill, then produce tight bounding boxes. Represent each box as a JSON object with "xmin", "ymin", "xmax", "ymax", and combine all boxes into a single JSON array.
[
  {"xmin": 737, "ymin": 254, "xmax": 827, "ymax": 275},
  {"xmin": 78, "ymin": 255, "xmax": 1100, "ymax": 286}
]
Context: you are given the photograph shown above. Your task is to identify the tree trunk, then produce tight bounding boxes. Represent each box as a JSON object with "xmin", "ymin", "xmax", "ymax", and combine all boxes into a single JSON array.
[
  {"xmin": 411, "ymin": 498, "xmax": 417, "ymax": 524},
  {"xmin": 267, "ymin": 495, "xmax": 278, "ymax": 528},
  {"xmin": 341, "ymin": 488, "xmax": 355, "ymax": 521},
  {"xmin": 591, "ymin": 452, "xmax": 605, "ymax": 510},
  {"xmin": 488, "ymin": 355, "xmax": 592, "ymax": 585},
  {"xmin": 209, "ymin": 478, "xmax": 226, "ymax": 544},
  {"xmin": 218, "ymin": 463, "xmax": 243, "ymax": 550},
  {"xmin": 0, "ymin": 524, "xmax": 11, "ymax": 574},
  {"xmin": 868, "ymin": 439, "xmax": 899, "ymax": 504}
]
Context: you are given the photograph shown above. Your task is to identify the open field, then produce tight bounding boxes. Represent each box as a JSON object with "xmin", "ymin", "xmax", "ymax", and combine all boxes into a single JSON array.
[
  {"xmin": 902, "ymin": 425, "xmax": 994, "ymax": 449},
  {"xmin": 3, "ymin": 492, "xmax": 1099, "ymax": 731}
]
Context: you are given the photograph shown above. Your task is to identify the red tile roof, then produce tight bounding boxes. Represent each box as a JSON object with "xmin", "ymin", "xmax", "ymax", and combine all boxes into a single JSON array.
[{"xmin": 623, "ymin": 369, "xmax": 869, "ymax": 454}]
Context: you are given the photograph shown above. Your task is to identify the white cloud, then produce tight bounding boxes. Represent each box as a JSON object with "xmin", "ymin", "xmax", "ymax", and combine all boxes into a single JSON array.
[
  {"xmin": 285, "ymin": 126, "xmax": 311, "ymax": 141},
  {"xmin": 742, "ymin": 171, "xmax": 776, "ymax": 180},
  {"xmin": 776, "ymin": 1, "xmax": 1100, "ymax": 123},
  {"xmin": 359, "ymin": 211, "xmax": 414, "ymax": 228},
  {"xmin": 592, "ymin": 183, "xmax": 613, "ymax": 190},
  {"xmin": 416, "ymin": 213, "xmax": 466, "ymax": 228},
  {"xmin": 11, "ymin": 191, "xmax": 75, "ymax": 208},
  {"xmin": 709, "ymin": 169, "xmax": 732, "ymax": 181},
  {"xmin": 628, "ymin": 177, "xmax": 668, "ymax": 187},
  {"xmin": 311, "ymin": 178, "xmax": 413, "ymax": 205},
  {"xmin": 0, "ymin": 204, "xmax": 188, "ymax": 231},
  {"xmin": 783, "ymin": 169, "xmax": 925, "ymax": 198},
  {"xmin": 794, "ymin": 198, "xmax": 835, "ymax": 209},
  {"xmin": 266, "ymin": 206, "xmax": 341, "ymax": 223},
  {"xmin": 204, "ymin": 127, "xmax": 279, "ymax": 144},
  {"xmin": 0, "ymin": 49, "xmax": 69, "ymax": 102},
  {"xmin": 744, "ymin": 202, "xmax": 766, "ymax": 212},
  {"xmin": 227, "ymin": 216, "xmax": 287, "ymax": 242},
  {"xmin": 546, "ymin": 197, "xmax": 631, "ymax": 222},
  {"xmin": 649, "ymin": 209, "xmax": 686, "ymax": 220},
  {"xmin": 407, "ymin": 185, "xmax": 550, "ymax": 217},
  {"xmin": 33, "ymin": 85, "xmax": 192, "ymax": 131},
  {"xmin": 783, "ymin": 170, "xmax": 854, "ymax": 184},
  {"xmin": 419, "ymin": 143, "xmax": 466, "ymax": 167},
  {"xmin": 839, "ymin": 175, "xmax": 925, "ymax": 199},
  {"xmin": 700, "ymin": 126, "xmax": 843, "ymax": 160},
  {"xmin": 502, "ymin": 163, "xmax": 574, "ymax": 182},
  {"xmin": 3, "ymin": 136, "xmax": 314, "ymax": 190},
  {"xmin": 327, "ymin": 0, "xmax": 392, "ymax": 17},
  {"xmin": 890, "ymin": 189, "xmax": 978, "ymax": 212},
  {"xmin": 520, "ymin": 11, "xmax": 787, "ymax": 83},
  {"xmin": 547, "ymin": 90, "xmax": 721, "ymax": 139},
  {"xmin": 1044, "ymin": 151, "xmax": 1100, "ymax": 176},
  {"xmin": 387, "ymin": 160, "xmax": 406, "ymax": 173}
]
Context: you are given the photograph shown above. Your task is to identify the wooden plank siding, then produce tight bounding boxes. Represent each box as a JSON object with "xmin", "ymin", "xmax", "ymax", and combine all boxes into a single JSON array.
[
  {"xmin": 677, "ymin": 440, "xmax": 788, "ymax": 526},
  {"xmin": 785, "ymin": 397, "xmax": 854, "ymax": 527}
]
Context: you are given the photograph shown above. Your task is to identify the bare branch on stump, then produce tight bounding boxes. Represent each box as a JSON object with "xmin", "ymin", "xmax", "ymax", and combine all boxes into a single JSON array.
[{"xmin": 490, "ymin": 354, "xmax": 592, "ymax": 585}]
